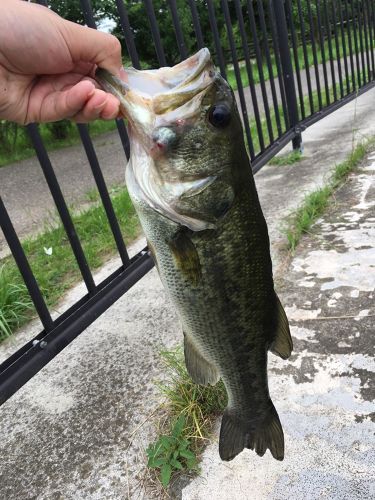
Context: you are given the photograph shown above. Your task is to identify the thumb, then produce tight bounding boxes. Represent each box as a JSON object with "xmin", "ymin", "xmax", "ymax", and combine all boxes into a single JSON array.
[{"xmin": 63, "ymin": 21, "xmax": 122, "ymax": 75}]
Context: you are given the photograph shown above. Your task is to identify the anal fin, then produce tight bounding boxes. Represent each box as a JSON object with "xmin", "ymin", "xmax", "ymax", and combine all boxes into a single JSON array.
[
  {"xmin": 270, "ymin": 294, "xmax": 293, "ymax": 360},
  {"xmin": 184, "ymin": 333, "xmax": 219, "ymax": 386}
]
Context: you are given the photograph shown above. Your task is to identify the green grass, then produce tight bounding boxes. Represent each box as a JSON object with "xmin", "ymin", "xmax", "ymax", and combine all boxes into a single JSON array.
[
  {"xmin": 0, "ymin": 120, "xmax": 117, "ymax": 168},
  {"xmin": 0, "ymin": 186, "xmax": 140, "ymax": 342},
  {"xmin": 147, "ymin": 348, "xmax": 227, "ymax": 489},
  {"xmin": 226, "ymin": 30, "xmax": 374, "ymax": 91},
  {"xmin": 268, "ymin": 150, "xmax": 303, "ymax": 166},
  {"xmin": 284, "ymin": 139, "xmax": 374, "ymax": 252}
]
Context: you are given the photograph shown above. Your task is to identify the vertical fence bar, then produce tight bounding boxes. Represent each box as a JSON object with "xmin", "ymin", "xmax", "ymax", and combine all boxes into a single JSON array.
[
  {"xmin": 80, "ymin": 1, "xmax": 132, "ymax": 162},
  {"xmin": 168, "ymin": 0, "xmax": 188, "ymax": 60},
  {"xmin": 350, "ymin": 0, "xmax": 362, "ymax": 88},
  {"xmin": 297, "ymin": 0, "xmax": 314, "ymax": 115},
  {"xmin": 206, "ymin": 0, "xmax": 227, "ymax": 78},
  {"xmin": 78, "ymin": 0, "xmax": 131, "ymax": 263},
  {"xmin": 285, "ymin": 0, "xmax": 305, "ymax": 120},
  {"xmin": 364, "ymin": 0, "xmax": 375, "ymax": 79},
  {"xmin": 234, "ymin": 0, "xmax": 265, "ymax": 154},
  {"xmin": 115, "ymin": 119, "xmax": 130, "ymax": 159},
  {"xmin": 344, "ymin": 0, "xmax": 357, "ymax": 90},
  {"xmin": 221, "ymin": 0, "xmax": 254, "ymax": 159},
  {"xmin": 0, "ymin": 198, "xmax": 54, "ymax": 332},
  {"xmin": 187, "ymin": 0, "xmax": 204, "ymax": 50},
  {"xmin": 272, "ymin": 0, "xmax": 301, "ymax": 150},
  {"xmin": 323, "ymin": 0, "xmax": 337, "ymax": 102},
  {"xmin": 77, "ymin": 125, "xmax": 130, "ymax": 267},
  {"xmin": 357, "ymin": 1, "xmax": 366, "ymax": 83},
  {"xmin": 144, "ymin": 0, "xmax": 167, "ymax": 66},
  {"xmin": 316, "ymin": 0, "xmax": 330, "ymax": 105},
  {"xmin": 257, "ymin": 0, "xmax": 282, "ymax": 135},
  {"xmin": 27, "ymin": 125, "xmax": 96, "ymax": 293},
  {"xmin": 246, "ymin": 0, "xmax": 274, "ymax": 144},
  {"xmin": 331, "ymin": 0, "xmax": 344, "ymax": 99},
  {"xmin": 307, "ymin": 0, "xmax": 323, "ymax": 110},
  {"xmin": 337, "ymin": 0, "xmax": 351, "ymax": 93},
  {"xmin": 362, "ymin": 0, "xmax": 372, "ymax": 83},
  {"xmin": 267, "ymin": 0, "xmax": 289, "ymax": 129},
  {"xmin": 114, "ymin": 0, "xmax": 141, "ymax": 69},
  {"xmin": 370, "ymin": 0, "xmax": 375, "ymax": 77}
]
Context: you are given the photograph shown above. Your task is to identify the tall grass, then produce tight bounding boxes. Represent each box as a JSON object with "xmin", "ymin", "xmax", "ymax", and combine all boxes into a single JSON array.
[{"xmin": 0, "ymin": 186, "xmax": 140, "ymax": 342}]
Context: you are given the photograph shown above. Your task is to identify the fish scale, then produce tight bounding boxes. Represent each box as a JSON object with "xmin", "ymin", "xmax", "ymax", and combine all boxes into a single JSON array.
[{"xmin": 96, "ymin": 48, "xmax": 293, "ymax": 462}]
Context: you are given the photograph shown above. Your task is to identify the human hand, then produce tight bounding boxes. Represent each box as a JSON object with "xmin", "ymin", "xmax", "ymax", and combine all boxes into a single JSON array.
[{"xmin": 0, "ymin": 0, "xmax": 122, "ymax": 124}]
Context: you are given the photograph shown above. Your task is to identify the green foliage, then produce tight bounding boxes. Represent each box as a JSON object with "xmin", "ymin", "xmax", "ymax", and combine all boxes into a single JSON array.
[
  {"xmin": 269, "ymin": 150, "xmax": 303, "ymax": 166},
  {"xmin": 45, "ymin": 120, "xmax": 72, "ymax": 140},
  {"xmin": 0, "ymin": 120, "xmax": 19, "ymax": 153},
  {"xmin": 0, "ymin": 185, "xmax": 140, "ymax": 341},
  {"xmin": 146, "ymin": 348, "xmax": 226, "ymax": 489},
  {"xmin": 146, "ymin": 416, "xmax": 198, "ymax": 488},
  {"xmin": 0, "ymin": 120, "xmax": 116, "ymax": 168},
  {"xmin": 0, "ymin": 265, "xmax": 34, "ymax": 340},
  {"xmin": 158, "ymin": 348, "xmax": 227, "ymax": 442}
]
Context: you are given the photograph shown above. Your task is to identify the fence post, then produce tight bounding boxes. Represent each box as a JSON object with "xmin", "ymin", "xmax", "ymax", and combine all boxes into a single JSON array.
[{"xmin": 272, "ymin": 0, "xmax": 302, "ymax": 151}]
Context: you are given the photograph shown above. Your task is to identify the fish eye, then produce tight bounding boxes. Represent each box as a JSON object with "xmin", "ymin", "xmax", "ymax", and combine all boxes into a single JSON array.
[{"xmin": 208, "ymin": 104, "xmax": 231, "ymax": 128}]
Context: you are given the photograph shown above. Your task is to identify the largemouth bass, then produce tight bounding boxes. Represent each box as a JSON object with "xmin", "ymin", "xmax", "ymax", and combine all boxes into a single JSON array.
[{"xmin": 96, "ymin": 49, "xmax": 292, "ymax": 461}]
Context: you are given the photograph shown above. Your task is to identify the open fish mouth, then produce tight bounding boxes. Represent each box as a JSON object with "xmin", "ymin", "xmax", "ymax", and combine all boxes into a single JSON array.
[
  {"xmin": 95, "ymin": 48, "xmax": 217, "ymax": 134},
  {"xmin": 95, "ymin": 49, "xmax": 222, "ymax": 232}
]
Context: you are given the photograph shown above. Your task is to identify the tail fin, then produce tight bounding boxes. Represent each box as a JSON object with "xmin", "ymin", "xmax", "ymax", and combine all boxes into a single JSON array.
[{"xmin": 219, "ymin": 402, "xmax": 284, "ymax": 462}]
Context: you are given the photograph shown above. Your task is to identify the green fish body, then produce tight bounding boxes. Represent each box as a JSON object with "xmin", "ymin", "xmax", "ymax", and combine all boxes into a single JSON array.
[{"xmin": 96, "ymin": 49, "xmax": 292, "ymax": 461}]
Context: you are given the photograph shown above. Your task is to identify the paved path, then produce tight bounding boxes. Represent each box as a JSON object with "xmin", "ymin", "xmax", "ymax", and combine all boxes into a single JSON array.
[{"xmin": 0, "ymin": 88, "xmax": 374, "ymax": 499}]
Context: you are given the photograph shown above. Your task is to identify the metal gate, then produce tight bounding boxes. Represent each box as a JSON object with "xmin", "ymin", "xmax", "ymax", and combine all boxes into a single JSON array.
[{"xmin": 1, "ymin": 0, "xmax": 374, "ymax": 405}]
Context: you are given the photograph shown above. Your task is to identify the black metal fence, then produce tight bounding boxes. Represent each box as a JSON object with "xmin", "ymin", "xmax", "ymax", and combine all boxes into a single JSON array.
[{"xmin": 1, "ymin": 0, "xmax": 374, "ymax": 406}]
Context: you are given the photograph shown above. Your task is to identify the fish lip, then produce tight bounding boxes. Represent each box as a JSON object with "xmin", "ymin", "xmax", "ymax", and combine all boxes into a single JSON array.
[
  {"xmin": 95, "ymin": 68, "xmax": 129, "ymax": 102},
  {"xmin": 94, "ymin": 48, "xmax": 216, "ymax": 111}
]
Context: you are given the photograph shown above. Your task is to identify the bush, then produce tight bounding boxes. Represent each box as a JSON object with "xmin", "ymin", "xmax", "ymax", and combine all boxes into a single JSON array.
[{"xmin": 46, "ymin": 120, "xmax": 72, "ymax": 141}]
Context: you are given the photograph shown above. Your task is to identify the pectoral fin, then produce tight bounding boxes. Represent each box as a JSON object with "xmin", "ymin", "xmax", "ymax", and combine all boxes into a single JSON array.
[
  {"xmin": 270, "ymin": 295, "xmax": 293, "ymax": 360},
  {"xmin": 184, "ymin": 333, "xmax": 219, "ymax": 386},
  {"xmin": 168, "ymin": 231, "xmax": 201, "ymax": 286}
]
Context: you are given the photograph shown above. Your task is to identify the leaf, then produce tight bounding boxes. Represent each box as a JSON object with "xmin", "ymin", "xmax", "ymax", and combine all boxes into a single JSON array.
[
  {"xmin": 153, "ymin": 458, "xmax": 167, "ymax": 468},
  {"xmin": 179, "ymin": 449, "xmax": 196, "ymax": 460},
  {"xmin": 160, "ymin": 463, "xmax": 172, "ymax": 488},
  {"xmin": 170, "ymin": 458, "xmax": 183, "ymax": 470},
  {"xmin": 160, "ymin": 436, "xmax": 173, "ymax": 449},
  {"xmin": 172, "ymin": 415, "xmax": 185, "ymax": 438},
  {"xmin": 186, "ymin": 458, "xmax": 198, "ymax": 470}
]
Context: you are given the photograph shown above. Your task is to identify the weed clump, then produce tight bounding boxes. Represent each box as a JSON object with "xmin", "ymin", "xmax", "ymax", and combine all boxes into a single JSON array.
[{"xmin": 147, "ymin": 347, "xmax": 227, "ymax": 489}]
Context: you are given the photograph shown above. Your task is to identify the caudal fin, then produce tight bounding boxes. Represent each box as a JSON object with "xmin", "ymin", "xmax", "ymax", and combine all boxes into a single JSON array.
[{"xmin": 219, "ymin": 402, "xmax": 284, "ymax": 461}]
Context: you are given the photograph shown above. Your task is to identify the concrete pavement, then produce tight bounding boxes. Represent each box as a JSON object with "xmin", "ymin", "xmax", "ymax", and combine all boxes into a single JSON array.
[{"xmin": 0, "ymin": 87, "xmax": 374, "ymax": 498}]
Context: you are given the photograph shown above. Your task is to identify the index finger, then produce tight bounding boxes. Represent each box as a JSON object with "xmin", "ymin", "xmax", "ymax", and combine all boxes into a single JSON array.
[{"xmin": 62, "ymin": 20, "xmax": 122, "ymax": 76}]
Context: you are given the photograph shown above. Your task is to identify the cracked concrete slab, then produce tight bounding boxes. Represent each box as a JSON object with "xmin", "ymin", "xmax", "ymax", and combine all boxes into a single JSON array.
[{"xmin": 0, "ymin": 91, "xmax": 374, "ymax": 498}]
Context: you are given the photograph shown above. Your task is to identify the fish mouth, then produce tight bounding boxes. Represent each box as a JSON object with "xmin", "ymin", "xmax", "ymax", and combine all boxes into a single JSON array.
[
  {"xmin": 95, "ymin": 48, "xmax": 216, "ymax": 130},
  {"xmin": 96, "ymin": 49, "xmax": 219, "ymax": 232}
]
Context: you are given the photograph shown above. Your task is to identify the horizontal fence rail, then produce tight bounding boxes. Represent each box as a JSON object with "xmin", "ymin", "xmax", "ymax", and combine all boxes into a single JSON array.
[{"xmin": 1, "ymin": 0, "xmax": 375, "ymax": 406}]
